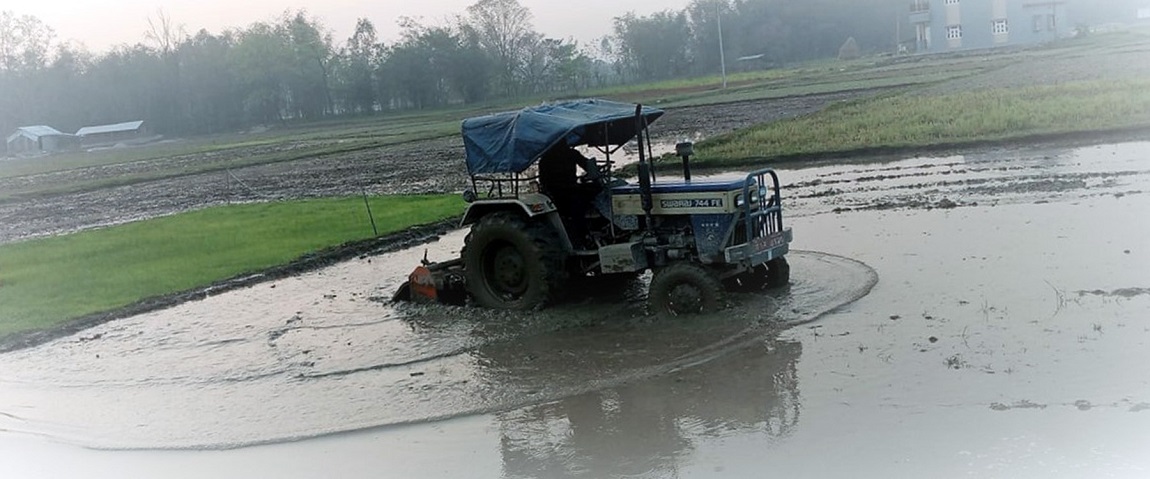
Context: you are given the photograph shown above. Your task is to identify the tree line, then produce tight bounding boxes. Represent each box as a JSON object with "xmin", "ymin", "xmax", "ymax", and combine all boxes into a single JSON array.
[{"xmin": 2, "ymin": 0, "xmax": 914, "ymax": 139}]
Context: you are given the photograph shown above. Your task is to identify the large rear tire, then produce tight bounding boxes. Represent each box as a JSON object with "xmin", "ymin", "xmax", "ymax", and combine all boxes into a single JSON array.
[
  {"xmin": 649, "ymin": 262, "xmax": 724, "ymax": 316},
  {"xmin": 463, "ymin": 212, "xmax": 568, "ymax": 310}
]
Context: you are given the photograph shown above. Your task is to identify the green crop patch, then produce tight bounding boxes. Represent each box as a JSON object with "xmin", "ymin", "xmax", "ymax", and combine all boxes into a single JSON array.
[
  {"xmin": 0, "ymin": 195, "xmax": 463, "ymax": 338},
  {"xmin": 693, "ymin": 79, "xmax": 1150, "ymax": 166}
]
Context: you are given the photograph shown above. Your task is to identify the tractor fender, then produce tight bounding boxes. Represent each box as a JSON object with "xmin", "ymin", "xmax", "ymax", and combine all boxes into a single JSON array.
[
  {"xmin": 460, "ymin": 193, "xmax": 558, "ymax": 226},
  {"xmin": 461, "ymin": 194, "xmax": 574, "ymax": 252}
]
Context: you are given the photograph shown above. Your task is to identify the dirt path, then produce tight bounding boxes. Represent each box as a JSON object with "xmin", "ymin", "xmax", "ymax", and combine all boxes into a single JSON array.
[{"xmin": 0, "ymin": 90, "xmax": 880, "ymax": 244}]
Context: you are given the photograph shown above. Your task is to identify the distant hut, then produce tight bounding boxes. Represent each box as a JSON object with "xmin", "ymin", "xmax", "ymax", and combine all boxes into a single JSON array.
[
  {"xmin": 75, "ymin": 120, "xmax": 151, "ymax": 147},
  {"xmin": 5, "ymin": 126, "xmax": 81, "ymax": 156},
  {"xmin": 735, "ymin": 54, "xmax": 776, "ymax": 72}
]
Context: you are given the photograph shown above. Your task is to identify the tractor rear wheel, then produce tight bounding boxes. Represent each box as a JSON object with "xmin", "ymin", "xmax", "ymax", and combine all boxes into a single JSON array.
[
  {"xmin": 649, "ymin": 262, "xmax": 724, "ymax": 316},
  {"xmin": 463, "ymin": 212, "xmax": 567, "ymax": 310}
]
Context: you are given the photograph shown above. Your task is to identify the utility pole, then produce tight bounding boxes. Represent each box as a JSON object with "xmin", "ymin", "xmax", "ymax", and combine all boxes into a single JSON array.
[
  {"xmin": 717, "ymin": 0, "xmax": 728, "ymax": 89},
  {"xmin": 896, "ymin": 10, "xmax": 901, "ymax": 54}
]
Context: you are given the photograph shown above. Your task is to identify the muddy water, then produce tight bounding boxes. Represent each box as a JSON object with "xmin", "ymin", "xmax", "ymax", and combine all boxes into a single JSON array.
[
  {"xmin": 5, "ymin": 141, "xmax": 1150, "ymax": 478},
  {"xmin": 0, "ymin": 242, "xmax": 874, "ymax": 450}
]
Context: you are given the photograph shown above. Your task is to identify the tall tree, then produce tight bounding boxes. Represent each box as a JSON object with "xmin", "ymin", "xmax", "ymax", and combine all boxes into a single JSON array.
[
  {"xmin": 383, "ymin": 20, "xmax": 451, "ymax": 109},
  {"xmin": 178, "ymin": 30, "xmax": 244, "ymax": 133},
  {"xmin": 334, "ymin": 18, "xmax": 382, "ymax": 114},
  {"xmin": 230, "ymin": 21, "xmax": 292, "ymax": 124},
  {"xmin": 463, "ymin": 0, "xmax": 535, "ymax": 96},
  {"xmin": 686, "ymin": 0, "xmax": 731, "ymax": 75},
  {"xmin": 0, "ymin": 11, "xmax": 53, "ymax": 72},
  {"xmin": 0, "ymin": 11, "xmax": 56, "ymax": 141},
  {"xmin": 610, "ymin": 11, "xmax": 691, "ymax": 81},
  {"xmin": 282, "ymin": 11, "xmax": 335, "ymax": 119},
  {"xmin": 144, "ymin": 9, "xmax": 185, "ymax": 56}
]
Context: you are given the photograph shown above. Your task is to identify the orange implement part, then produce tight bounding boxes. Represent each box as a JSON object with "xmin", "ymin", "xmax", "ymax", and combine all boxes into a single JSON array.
[{"xmin": 408, "ymin": 266, "xmax": 439, "ymax": 303}]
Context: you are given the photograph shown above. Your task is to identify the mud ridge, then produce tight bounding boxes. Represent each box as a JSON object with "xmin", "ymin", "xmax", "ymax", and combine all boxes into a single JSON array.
[
  {"xmin": 1075, "ymin": 288, "xmax": 1150, "ymax": 298},
  {"xmin": 698, "ymin": 125, "xmax": 1150, "ymax": 171},
  {"xmin": 0, "ymin": 218, "xmax": 460, "ymax": 354}
]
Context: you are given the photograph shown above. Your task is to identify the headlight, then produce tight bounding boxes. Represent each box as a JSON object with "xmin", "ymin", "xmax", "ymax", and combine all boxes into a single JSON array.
[{"xmin": 735, "ymin": 194, "xmax": 745, "ymax": 207}]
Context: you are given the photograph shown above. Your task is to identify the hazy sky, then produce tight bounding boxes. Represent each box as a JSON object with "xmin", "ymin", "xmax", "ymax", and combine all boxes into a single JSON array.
[{"xmin": 4, "ymin": 0, "xmax": 690, "ymax": 52}]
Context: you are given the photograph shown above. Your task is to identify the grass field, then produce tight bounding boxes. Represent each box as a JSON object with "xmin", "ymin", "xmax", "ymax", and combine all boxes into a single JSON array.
[
  {"xmin": 692, "ymin": 78, "xmax": 1150, "ymax": 165},
  {"xmin": 0, "ymin": 195, "xmax": 463, "ymax": 337}
]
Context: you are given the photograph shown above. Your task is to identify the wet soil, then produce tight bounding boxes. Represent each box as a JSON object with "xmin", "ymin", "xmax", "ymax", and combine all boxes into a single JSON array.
[
  {"xmin": 0, "ymin": 90, "xmax": 884, "ymax": 244},
  {"xmin": 3, "ymin": 142, "xmax": 1150, "ymax": 477}
]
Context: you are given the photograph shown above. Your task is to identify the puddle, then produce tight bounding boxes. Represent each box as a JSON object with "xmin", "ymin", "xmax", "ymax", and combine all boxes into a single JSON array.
[
  {"xmin": 771, "ymin": 141, "xmax": 1150, "ymax": 217},
  {"xmin": 577, "ymin": 136, "xmax": 700, "ymax": 169},
  {"xmin": 0, "ymin": 238, "xmax": 875, "ymax": 450}
]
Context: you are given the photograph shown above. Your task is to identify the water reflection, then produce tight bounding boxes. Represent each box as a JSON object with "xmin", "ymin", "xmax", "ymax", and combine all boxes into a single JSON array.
[{"xmin": 494, "ymin": 339, "xmax": 802, "ymax": 478}]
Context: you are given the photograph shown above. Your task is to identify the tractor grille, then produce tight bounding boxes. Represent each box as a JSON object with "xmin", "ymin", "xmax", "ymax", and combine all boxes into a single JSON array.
[{"xmin": 740, "ymin": 169, "xmax": 784, "ymax": 243}]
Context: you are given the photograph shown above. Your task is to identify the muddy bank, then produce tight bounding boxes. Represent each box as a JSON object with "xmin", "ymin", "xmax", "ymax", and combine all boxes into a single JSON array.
[
  {"xmin": 691, "ymin": 125, "xmax": 1150, "ymax": 172},
  {"xmin": 0, "ymin": 219, "xmax": 461, "ymax": 355}
]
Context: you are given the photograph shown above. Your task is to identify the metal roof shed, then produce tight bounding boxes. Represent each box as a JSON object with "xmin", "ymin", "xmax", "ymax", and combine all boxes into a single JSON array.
[
  {"xmin": 75, "ymin": 120, "xmax": 146, "ymax": 137},
  {"xmin": 6, "ymin": 126, "xmax": 78, "ymax": 156},
  {"xmin": 7, "ymin": 126, "xmax": 67, "ymax": 142}
]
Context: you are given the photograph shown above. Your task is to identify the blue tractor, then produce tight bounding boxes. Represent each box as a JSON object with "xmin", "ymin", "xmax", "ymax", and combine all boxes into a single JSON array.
[{"xmin": 397, "ymin": 99, "xmax": 792, "ymax": 315}]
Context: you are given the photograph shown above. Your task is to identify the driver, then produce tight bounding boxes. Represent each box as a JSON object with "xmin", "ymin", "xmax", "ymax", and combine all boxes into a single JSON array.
[
  {"xmin": 538, "ymin": 144, "xmax": 602, "ymax": 244},
  {"xmin": 539, "ymin": 144, "xmax": 599, "ymax": 191}
]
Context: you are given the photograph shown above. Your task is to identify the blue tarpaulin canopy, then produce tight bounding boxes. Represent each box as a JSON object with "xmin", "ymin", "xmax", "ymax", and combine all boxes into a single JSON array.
[{"xmin": 462, "ymin": 99, "xmax": 665, "ymax": 175}]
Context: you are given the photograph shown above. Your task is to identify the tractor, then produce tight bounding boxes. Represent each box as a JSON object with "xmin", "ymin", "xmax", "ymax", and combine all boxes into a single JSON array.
[{"xmin": 395, "ymin": 99, "xmax": 792, "ymax": 315}]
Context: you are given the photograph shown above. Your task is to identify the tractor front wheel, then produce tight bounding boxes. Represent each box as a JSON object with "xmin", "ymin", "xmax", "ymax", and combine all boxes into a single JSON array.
[
  {"xmin": 765, "ymin": 257, "xmax": 790, "ymax": 289},
  {"xmin": 725, "ymin": 257, "xmax": 791, "ymax": 292},
  {"xmin": 649, "ymin": 262, "xmax": 724, "ymax": 316},
  {"xmin": 724, "ymin": 264, "xmax": 770, "ymax": 292},
  {"xmin": 463, "ymin": 212, "xmax": 567, "ymax": 310}
]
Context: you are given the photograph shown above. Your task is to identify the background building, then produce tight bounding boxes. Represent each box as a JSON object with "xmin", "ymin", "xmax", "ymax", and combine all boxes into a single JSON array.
[
  {"xmin": 911, "ymin": 0, "xmax": 1070, "ymax": 53},
  {"xmin": 5, "ymin": 126, "xmax": 81, "ymax": 157},
  {"xmin": 75, "ymin": 121, "xmax": 151, "ymax": 147}
]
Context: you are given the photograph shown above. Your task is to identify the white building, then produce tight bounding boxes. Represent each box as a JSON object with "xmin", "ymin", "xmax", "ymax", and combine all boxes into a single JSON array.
[
  {"xmin": 75, "ymin": 120, "xmax": 150, "ymax": 147},
  {"xmin": 5, "ymin": 126, "xmax": 81, "ymax": 156}
]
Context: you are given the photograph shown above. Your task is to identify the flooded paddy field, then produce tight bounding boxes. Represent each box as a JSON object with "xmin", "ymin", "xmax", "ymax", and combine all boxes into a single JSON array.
[
  {"xmin": 0, "ymin": 248, "xmax": 874, "ymax": 450},
  {"xmin": 4, "ymin": 140, "xmax": 1150, "ymax": 478}
]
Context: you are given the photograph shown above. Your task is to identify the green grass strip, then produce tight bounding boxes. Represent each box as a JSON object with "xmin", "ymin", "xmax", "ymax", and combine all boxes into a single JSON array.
[
  {"xmin": 695, "ymin": 79, "xmax": 1150, "ymax": 165},
  {"xmin": 0, "ymin": 195, "xmax": 464, "ymax": 337}
]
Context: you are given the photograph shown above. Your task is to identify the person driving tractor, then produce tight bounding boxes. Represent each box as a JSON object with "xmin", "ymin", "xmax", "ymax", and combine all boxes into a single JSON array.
[{"xmin": 538, "ymin": 144, "xmax": 602, "ymax": 245}]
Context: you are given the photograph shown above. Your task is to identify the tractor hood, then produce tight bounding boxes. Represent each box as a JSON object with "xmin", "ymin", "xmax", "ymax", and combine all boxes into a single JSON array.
[{"xmin": 462, "ymin": 99, "xmax": 665, "ymax": 175}]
